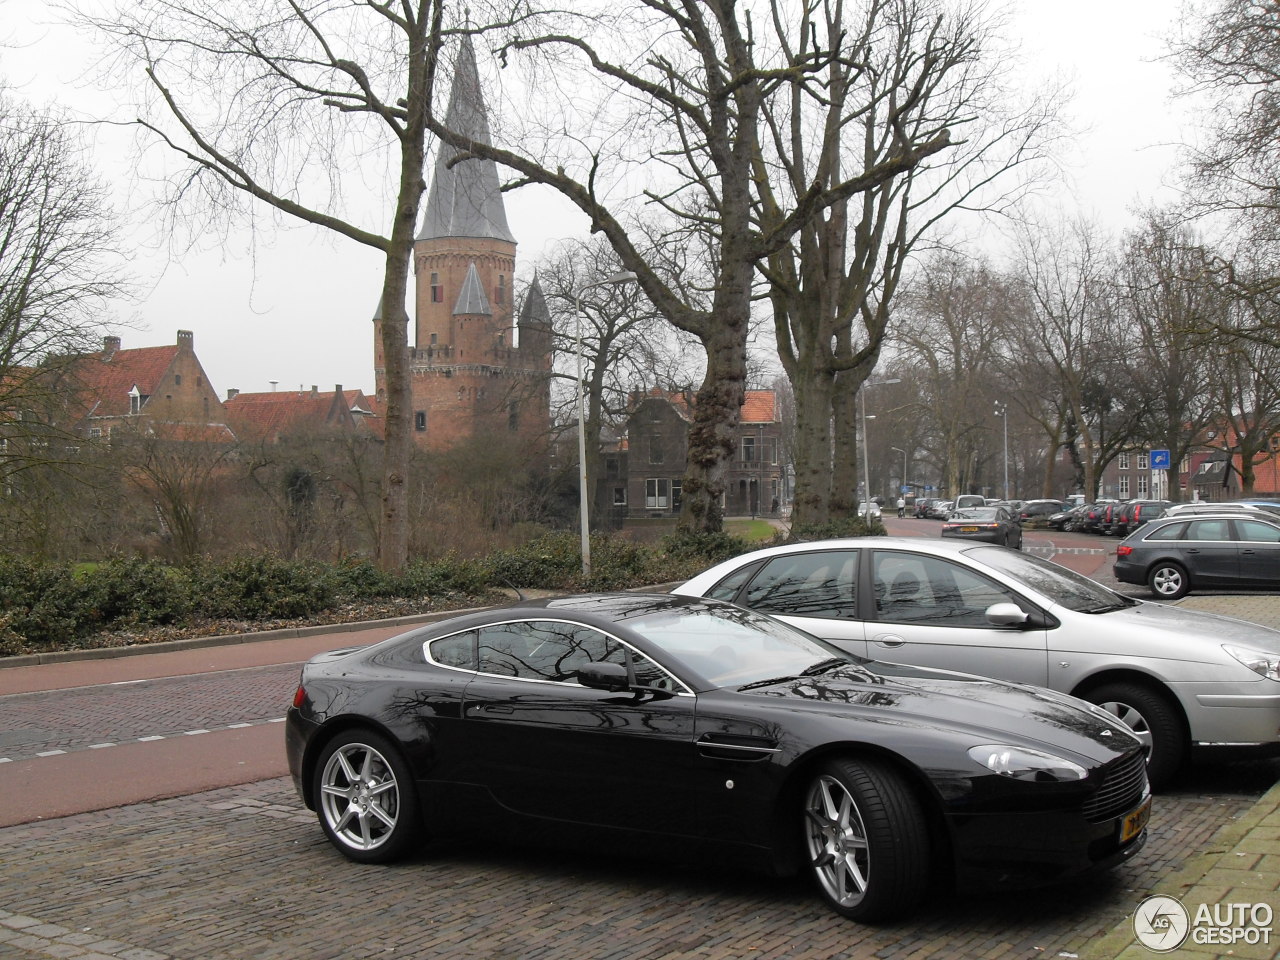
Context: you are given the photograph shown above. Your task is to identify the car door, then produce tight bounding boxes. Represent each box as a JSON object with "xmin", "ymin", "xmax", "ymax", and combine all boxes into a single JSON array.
[
  {"xmin": 733, "ymin": 548, "xmax": 868, "ymax": 656},
  {"xmin": 1232, "ymin": 517, "xmax": 1280, "ymax": 585},
  {"xmin": 1180, "ymin": 518, "xmax": 1239, "ymax": 583},
  {"xmin": 459, "ymin": 619, "xmax": 700, "ymax": 835},
  {"xmin": 863, "ymin": 548, "xmax": 1051, "ymax": 686}
]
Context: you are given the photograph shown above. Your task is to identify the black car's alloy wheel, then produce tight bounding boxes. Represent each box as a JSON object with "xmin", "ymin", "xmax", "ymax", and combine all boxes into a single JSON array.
[
  {"xmin": 314, "ymin": 730, "xmax": 421, "ymax": 863},
  {"xmin": 1085, "ymin": 682, "xmax": 1186, "ymax": 790},
  {"xmin": 1148, "ymin": 561, "xmax": 1190, "ymax": 600},
  {"xmin": 803, "ymin": 758, "xmax": 928, "ymax": 923}
]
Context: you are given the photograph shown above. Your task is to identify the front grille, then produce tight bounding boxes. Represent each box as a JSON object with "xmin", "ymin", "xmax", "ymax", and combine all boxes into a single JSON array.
[{"xmin": 1082, "ymin": 750, "xmax": 1148, "ymax": 823}]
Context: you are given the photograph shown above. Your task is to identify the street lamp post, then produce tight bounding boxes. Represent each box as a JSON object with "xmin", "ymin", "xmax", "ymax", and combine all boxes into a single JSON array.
[
  {"xmin": 573, "ymin": 268, "xmax": 637, "ymax": 578},
  {"xmin": 859, "ymin": 377, "xmax": 901, "ymax": 514},
  {"xmin": 994, "ymin": 401, "xmax": 1009, "ymax": 500}
]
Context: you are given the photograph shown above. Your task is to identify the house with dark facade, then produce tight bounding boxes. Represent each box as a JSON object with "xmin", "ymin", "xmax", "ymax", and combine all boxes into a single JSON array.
[{"xmin": 614, "ymin": 388, "xmax": 784, "ymax": 519}]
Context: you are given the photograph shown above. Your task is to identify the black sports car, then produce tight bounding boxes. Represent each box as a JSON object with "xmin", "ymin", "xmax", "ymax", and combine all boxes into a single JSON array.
[{"xmin": 285, "ymin": 594, "xmax": 1150, "ymax": 923}]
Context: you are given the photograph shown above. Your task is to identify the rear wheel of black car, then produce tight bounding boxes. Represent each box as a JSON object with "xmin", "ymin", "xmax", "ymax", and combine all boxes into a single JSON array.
[
  {"xmin": 1085, "ymin": 682, "xmax": 1186, "ymax": 790},
  {"xmin": 314, "ymin": 729, "xmax": 421, "ymax": 863},
  {"xmin": 802, "ymin": 758, "xmax": 929, "ymax": 922},
  {"xmin": 1148, "ymin": 561, "xmax": 1190, "ymax": 600}
]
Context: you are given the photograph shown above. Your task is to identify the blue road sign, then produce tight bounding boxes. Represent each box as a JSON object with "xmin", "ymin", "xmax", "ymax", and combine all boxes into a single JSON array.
[{"xmin": 1150, "ymin": 449, "xmax": 1171, "ymax": 470}]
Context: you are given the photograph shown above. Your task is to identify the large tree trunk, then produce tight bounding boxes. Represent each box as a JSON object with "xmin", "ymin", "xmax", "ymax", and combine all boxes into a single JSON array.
[
  {"xmin": 831, "ymin": 374, "xmax": 860, "ymax": 519},
  {"xmin": 789, "ymin": 364, "xmax": 837, "ymax": 527}
]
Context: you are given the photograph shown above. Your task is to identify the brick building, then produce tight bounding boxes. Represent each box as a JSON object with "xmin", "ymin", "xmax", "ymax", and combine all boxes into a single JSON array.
[
  {"xmin": 617, "ymin": 389, "xmax": 784, "ymax": 519},
  {"xmin": 64, "ymin": 331, "xmax": 235, "ymax": 444},
  {"xmin": 373, "ymin": 35, "xmax": 552, "ymax": 456},
  {"xmin": 223, "ymin": 386, "xmax": 380, "ymax": 444}
]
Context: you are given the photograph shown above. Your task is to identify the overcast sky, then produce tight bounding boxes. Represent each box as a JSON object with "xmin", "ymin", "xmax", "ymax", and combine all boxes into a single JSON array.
[{"xmin": 4, "ymin": 0, "xmax": 1189, "ymax": 401}]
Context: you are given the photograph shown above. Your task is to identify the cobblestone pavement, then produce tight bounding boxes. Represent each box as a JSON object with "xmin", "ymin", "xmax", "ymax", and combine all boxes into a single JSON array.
[{"xmin": 0, "ymin": 772, "xmax": 1270, "ymax": 960}]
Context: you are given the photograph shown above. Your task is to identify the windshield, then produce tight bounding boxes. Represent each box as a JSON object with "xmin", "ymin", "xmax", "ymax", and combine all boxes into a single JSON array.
[
  {"xmin": 967, "ymin": 546, "xmax": 1135, "ymax": 612},
  {"xmin": 627, "ymin": 603, "xmax": 846, "ymax": 687}
]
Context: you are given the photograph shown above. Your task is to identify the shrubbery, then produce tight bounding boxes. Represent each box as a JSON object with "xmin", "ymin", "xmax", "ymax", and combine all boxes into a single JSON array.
[{"xmin": 0, "ymin": 528, "xmax": 784, "ymax": 655}]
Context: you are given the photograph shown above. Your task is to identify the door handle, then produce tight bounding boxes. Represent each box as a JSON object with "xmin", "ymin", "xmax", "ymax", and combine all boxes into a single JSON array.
[{"xmin": 873, "ymin": 634, "xmax": 906, "ymax": 647}]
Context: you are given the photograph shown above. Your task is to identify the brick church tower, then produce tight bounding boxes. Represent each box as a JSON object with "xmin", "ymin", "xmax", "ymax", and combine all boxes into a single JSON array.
[{"xmin": 374, "ymin": 34, "xmax": 552, "ymax": 455}]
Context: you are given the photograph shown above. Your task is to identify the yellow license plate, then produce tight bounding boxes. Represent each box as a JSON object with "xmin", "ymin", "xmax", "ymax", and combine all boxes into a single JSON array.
[
  {"xmin": 960, "ymin": 526, "xmax": 980, "ymax": 533},
  {"xmin": 1121, "ymin": 796, "xmax": 1152, "ymax": 843}
]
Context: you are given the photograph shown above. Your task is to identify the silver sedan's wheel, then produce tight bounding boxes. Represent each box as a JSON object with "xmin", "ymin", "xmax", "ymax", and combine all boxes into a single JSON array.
[
  {"xmin": 802, "ymin": 758, "xmax": 929, "ymax": 922},
  {"xmin": 1086, "ymin": 682, "xmax": 1186, "ymax": 790},
  {"xmin": 314, "ymin": 730, "xmax": 420, "ymax": 863}
]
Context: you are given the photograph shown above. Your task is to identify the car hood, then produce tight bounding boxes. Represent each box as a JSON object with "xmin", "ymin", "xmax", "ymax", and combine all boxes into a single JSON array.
[
  {"xmin": 1056, "ymin": 600, "xmax": 1280, "ymax": 662},
  {"xmin": 745, "ymin": 663, "xmax": 1137, "ymax": 765}
]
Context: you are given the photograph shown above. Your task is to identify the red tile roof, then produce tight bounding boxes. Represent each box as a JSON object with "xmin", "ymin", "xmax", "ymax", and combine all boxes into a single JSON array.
[
  {"xmin": 68, "ymin": 345, "xmax": 179, "ymax": 421},
  {"xmin": 224, "ymin": 389, "xmax": 365, "ymax": 443},
  {"xmin": 741, "ymin": 390, "xmax": 776, "ymax": 423}
]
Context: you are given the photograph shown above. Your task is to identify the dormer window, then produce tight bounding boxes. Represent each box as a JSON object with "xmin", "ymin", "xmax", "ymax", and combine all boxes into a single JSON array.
[{"xmin": 129, "ymin": 386, "xmax": 142, "ymax": 415}]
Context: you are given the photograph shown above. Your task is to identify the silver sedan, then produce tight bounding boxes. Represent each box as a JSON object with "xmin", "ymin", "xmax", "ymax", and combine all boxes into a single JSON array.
[{"xmin": 675, "ymin": 537, "xmax": 1280, "ymax": 789}]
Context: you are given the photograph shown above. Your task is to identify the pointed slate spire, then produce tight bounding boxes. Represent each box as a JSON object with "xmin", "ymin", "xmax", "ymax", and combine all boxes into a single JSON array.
[
  {"xmin": 518, "ymin": 274, "xmax": 551, "ymax": 329},
  {"xmin": 453, "ymin": 262, "xmax": 493, "ymax": 316},
  {"xmin": 419, "ymin": 34, "xmax": 515, "ymax": 243}
]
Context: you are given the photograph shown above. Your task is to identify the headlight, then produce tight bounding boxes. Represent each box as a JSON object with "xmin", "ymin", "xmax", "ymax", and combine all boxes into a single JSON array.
[
  {"xmin": 1224, "ymin": 644, "xmax": 1280, "ymax": 681},
  {"xmin": 968, "ymin": 744, "xmax": 1087, "ymax": 782}
]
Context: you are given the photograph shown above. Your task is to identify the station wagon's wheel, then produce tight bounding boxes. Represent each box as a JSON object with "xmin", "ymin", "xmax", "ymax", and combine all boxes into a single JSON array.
[
  {"xmin": 1084, "ymin": 682, "xmax": 1186, "ymax": 790},
  {"xmin": 314, "ymin": 729, "xmax": 421, "ymax": 863},
  {"xmin": 802, "ymin": 758, "xmax": 929, "ymax": 922},
  {"xmin": 1148, "ymin": 561, "xmax": 1190, "ymax": 600}
]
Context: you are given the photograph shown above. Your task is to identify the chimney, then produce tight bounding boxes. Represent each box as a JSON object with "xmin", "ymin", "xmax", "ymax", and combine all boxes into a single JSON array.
[
  {"xmin": 227, "ymin": 389, "xmax": 239, "ymax": 401},
  {"xmin": 103, "ymin": 336, "xmax": 121, "ymax": 359},
  {"xmin": 311, "ymin": 385, "xmax": 318, "ymax": 397},
  {"xmin": 177, "ymin": 330, "xmax": 194, "ymax": 351}
]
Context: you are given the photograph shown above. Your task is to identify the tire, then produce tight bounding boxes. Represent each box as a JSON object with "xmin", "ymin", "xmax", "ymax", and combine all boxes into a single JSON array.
[
  {"xmin": 313, "ymin": 729, "xmax": 421, "ymax": 863},
  {"xmin": 802, "ymin": 758, "xmax": 930, "ymax": 922},
  {"xmin": 1084, "ymin": 682, "xmax": 1186, "ymax": 790},
  {"xmin": 1148, "ymin": 561, "xmax": 1190, "ymax": 600}
]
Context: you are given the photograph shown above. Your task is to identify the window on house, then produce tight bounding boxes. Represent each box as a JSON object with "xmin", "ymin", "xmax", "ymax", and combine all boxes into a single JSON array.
[
  {"xmin": 742, "ymin": 436, "xmax": 757, "ymax": 462},
  {"xmin": 174, "ymin": 374, "xmax": 182, "ymax": 385},
  {"xmin": 89, "ymin": 427, "xmax": 102, "ymax": 439},
  {"xmin": 672, "ymin": 479, "xmax": 682, "ymax": 510},
  {"xmin": 129, "ymin": 390, "xmax": 141, "ymax": 415},
  {"xmin": 415, "ymin": 411, "xmax": 427, "ymax": 432},
  {"xmin": 645, "ymin": 478, "xmax": 670, "ymax": 508},
  {"xmin": 1118, "ymin": 476, "xmax": 1130, "ymax": 498},
  {"xmin": 430, "ymin": 273, "xmax": 443, "ymax": 303},
  {"xmin": 613, "ymin": 487, "xmax": 627, "ymax": 505},
  {"xmin": 1137, "ymin": 475, "xmax": 1149, "ymax": 496},
  {"xmin": 1118, "ymin": 452, "xmax": 1130, "ymax": 470},
  {"xmin": 605, "ymin": 457, "xmax": 619, "ymax": 479},
  {"xmin": 650, "ymin": 436, "xmax": 664, "ymax": 464},
  {"xmin": 1137, "ymin": 453, "xmax": 1149, "ymax": 470},
  {"xmin": 764, "ymin": 437, "xmax": 778, "ymax": 464}
]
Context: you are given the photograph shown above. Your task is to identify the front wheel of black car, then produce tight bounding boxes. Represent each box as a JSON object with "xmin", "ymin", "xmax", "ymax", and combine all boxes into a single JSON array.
[
  {"xmin": 1148, "ymin": 561, "xmax": 1190, "ymax": 600},
  {"xmin": 802, "ymin": 758, "xmax": 929, "ymax": 922},
  {"xmin": 314, "ymin": 729, "xmax": 421, "ymax": 863},
  {"xmin": 1085, "ymin": 682, "xmax": 1186, "ymax": 790}
]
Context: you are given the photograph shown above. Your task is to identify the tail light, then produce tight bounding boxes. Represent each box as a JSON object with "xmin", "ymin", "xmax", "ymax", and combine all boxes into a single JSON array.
[
  {"xmin": 292, "ymin": 685, "xmax": 307, "ymax": 708},
  {"xmin": 1116, "ymin": 545, "xmax": 1132, "ymax": 558}
]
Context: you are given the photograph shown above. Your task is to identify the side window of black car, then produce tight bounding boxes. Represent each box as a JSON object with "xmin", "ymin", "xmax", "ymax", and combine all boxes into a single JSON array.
[
  {"xmin": 740, "ymin": 551, "xmax": 858, "ymax": 619},
  {"xmin": 1146, "ymin": 521, "xmax": 1188, "ymax": 541},
  {"xmin": 1234, "ymin": 519, "xmax": 1280, "ymax": 543},
  {"xmin": 427, "ymin": 630, "xmax": 476, "ymax": 669}
]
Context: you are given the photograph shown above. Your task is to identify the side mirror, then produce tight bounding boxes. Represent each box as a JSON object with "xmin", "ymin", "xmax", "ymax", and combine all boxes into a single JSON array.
[
  {"xmin": 985, "ymin": 602, "xmax": 1030, "ymax": 627},
  {"xmin": 576, "ymin": 661, "xmax": 631, "ymax": 692}
]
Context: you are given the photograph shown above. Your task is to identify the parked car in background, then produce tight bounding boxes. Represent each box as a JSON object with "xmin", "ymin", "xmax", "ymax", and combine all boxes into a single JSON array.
[
  {"xmin": 1115, "ymin": 512, "xmax": 1280, "ymax": 600},
  {"xmin": 913, "ymin": 497, "xmax": 937, "ymax": 518},
  {"xmin": 953, "ymin": 494, "xmax": 986, "ymax": 511},
  {"xmin": 1099, "ymin": 502, "xmax": 1127, "ymax": 536},
  {"xmin": 286, "ymin": 593, "xmax": 1151, "ymax": 923},
  {"xmin": 927, "ymin": 499, "xmax": 954, "ymax": 519},
  {"xmin": 677, "ymin": 537, "xmax": 1280, "ymax": 788},
  {"xmin": 1110, "ymin": 500, "xmax": 1172, "ymax": 538},
  {"xmin": 1018, "ymin": 499, "xmax": 1066, "ymax": 527},
  {"xmin": 941, "ymin": 506, "xmax": 1023, "ymax": 549},
  {"xmin": 1048, "ymin": 503, "xmax": 1091, "ymax": 532},
  {"xmin": 1080, "ymin": 500, "xmax": 1119, "ymax": 534}
]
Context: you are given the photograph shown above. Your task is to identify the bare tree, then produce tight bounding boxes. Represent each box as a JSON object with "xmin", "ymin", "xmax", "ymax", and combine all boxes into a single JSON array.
[
  {"xmin": 0, "ymin": 86, "xmax": 126, "ymax": 476},
  {"xmin": 757, "ymin": 0, "xmax": 1061, "ymax": 525},
  {"xmin": 78, "ymin": 0, "xmax": 543, "ymax": 570},
  {"xmin": 533, "ymin": 234, "xmax": 700, "ymax": 528},
  {"xmin": 429, "ymin": 0, "xmax": 952, "ymax": 533}
]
